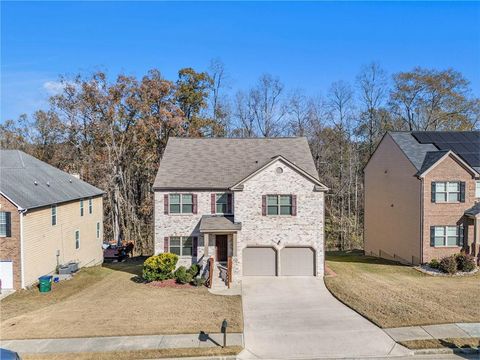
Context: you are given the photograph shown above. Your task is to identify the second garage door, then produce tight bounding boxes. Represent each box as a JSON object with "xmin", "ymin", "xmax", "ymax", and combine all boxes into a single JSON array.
[
  {"xmin": 280, "ymin": 247, "xmax": 315, "ymax": 276},
  {"xmin": 243, "ymin": 247, "xmax": 277, "ymax": 276}
]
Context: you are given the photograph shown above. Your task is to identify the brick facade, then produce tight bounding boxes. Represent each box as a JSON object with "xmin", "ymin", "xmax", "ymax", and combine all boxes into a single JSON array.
[
  {"xmin": 0, "ymin": 194, "xmax": 21, "ymax": 289},
  {"xmin": 422, "ymin": 154, "xmax": 479, "ymax": 263}
]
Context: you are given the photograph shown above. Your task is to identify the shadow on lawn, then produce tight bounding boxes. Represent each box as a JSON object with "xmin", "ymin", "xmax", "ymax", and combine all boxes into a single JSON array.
[
  {"xmin": 102, "ymin": 256, "xmax": 147, "ymax": 277},
  {"xmin": 326, "ymin": 250, "xmax": 408, "ymax": 267}
]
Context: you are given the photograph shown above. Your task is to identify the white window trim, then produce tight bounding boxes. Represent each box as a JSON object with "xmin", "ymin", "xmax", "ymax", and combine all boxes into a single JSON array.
[
  {"xmin": 267, "ymin": 194, "xmax": 293, "ymax": 216},
  {"xmin": 434, "ymin": 181, "xmax": 461, "ymax": 203},
  {"xmin": 169, "ymin": 236, "xmax": 193, "ymax": 257},
  {"xmin": 88, "ymin": 198, "xmax": 93, "ymax": 214},
  {"xmin": 51, "ymin": 205, "xmax": 57, "ymax": 226},
  {"xmin": 433, "ymin": 225, "xmax": 461, "ymax": 248},
  {"xmin": 96, "ymin": 222, "xmax": 101, "ymax": 239},
  {"xmin": 215, "ymin": 193, "xmax": 232, "ymax": 215},
  {"xmin": 169, "ymin": 194, "xmax": 194, "ymax": 215},
  {"xmin": 476, "ymin": 180, "xmax": 480, "ymax": 198},
  {"xmin": 75, "ymin": 229, "xmax": 80, "ymax": 250},
  {"xmin": 80, "ymin": 199, "xmax": 84, "ymax": 216}
]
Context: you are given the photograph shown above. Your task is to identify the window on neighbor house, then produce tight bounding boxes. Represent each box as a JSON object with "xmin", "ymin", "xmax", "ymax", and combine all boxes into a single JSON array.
[
  {"xmin": 267, "ymin": 195, "xmax": 292, "ymax": 215},
  {"xmin": 216, "ymin": 193, "xmax": 228, "ymax": 214},
  {"xmin": 169, "ymin": 236, "xmax": 193, "ymax": 256},
  {"xmin": 432, "ymin": 225, "xmax": 463, "ymax": 247},
  {"xmin": 75, "ymin": 230, "xmax": 80, "ymax": 249},
  {"xmin": 169, "ymin": 194, "xmax": 193, "ymax": 214},
  {"xmin": 80, "ymin": 199, "xmax": 84, "ymax": 216},
  {"xmin": 89, "ymin": 198, "xmax": 93, "ymax": 214},
  {"xmin": 434, "ymin": 182, "xmax": 460, "ymax": 202},
  {"xmin": 51, "ymin": 205, "xmax": 57, "ymax": 226},
  {"xmin": 96, "ymin": 222, "xmax": 100, "ymax": 239},
  {"xmin": 0, "ymin": 212, "xmax": 10, "ymax": 237},
  {"xmin": 476, "ymin": 181, "xmax": 480, "ymax": 198}
]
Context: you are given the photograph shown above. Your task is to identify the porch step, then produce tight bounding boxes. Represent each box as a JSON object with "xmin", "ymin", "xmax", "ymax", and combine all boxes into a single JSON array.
[{"xmin": 211, "ymin": 262, "xmax": 228, "ymax": 289}]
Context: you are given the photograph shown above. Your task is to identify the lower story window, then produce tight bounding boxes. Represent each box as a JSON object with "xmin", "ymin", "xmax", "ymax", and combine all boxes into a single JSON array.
[
  {"xmin": 169, "ymin": 236, "xmax": 193, "ymax": 256},
  {"xmin": 75, "ymin": 230, "xmax": 80, "ymax": 249},
  {"xmin": 432, "ymin": 225, "xmax": 463, "ymax": 247}
]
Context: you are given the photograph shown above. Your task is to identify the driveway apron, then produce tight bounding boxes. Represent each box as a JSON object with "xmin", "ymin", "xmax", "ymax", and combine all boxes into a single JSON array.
[{"xmin": 240, "ymin": 277, "xmax": 409, "ymax": 359}]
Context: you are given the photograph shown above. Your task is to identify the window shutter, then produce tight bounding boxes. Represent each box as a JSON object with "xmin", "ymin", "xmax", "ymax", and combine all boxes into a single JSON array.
[
  {"xmin": 262, "ymin": 195, "xmax": 266, "ymax": 216},
  {"xmin": 291, "ymin": 195, "xmax": 297, "ymax": 216},
  {"xmin": 431, "ymin": 182, "xmax": 436, "ymax": 203},
  {"xmin": 459, "ymin": 182, "xmax": 466, "ymax": 203},
  {"xmin": 211, "ymin": 193, "xmax": 216, "ymax": 214},
  {"xmin": 193, "ymin": 236, "xmax": 198, "ymax": 257},
  {"xmin": 459, "ymin": 224, "xmax": 465, "ymax": 247},
  {"xmin": 430, "ymin": 226, "xmax": 435, "ymax": 247},
  {"xmin": 5, "ymin": 212, "xmax": 11, "ymax": 237},
  {"xmin": 227, "ymin": 193, "xmax": 233, "ymax": 214},
  {"xmin": 164, "ymin": 237, "xmax": 169, "ymax": 253},
  {"xmin": 164, "ymin": 194, "xmax": 169, "ymax": 214},
  {"xmin": 192, "ymin": 194, "xmax": 198, "ymax": 214}
]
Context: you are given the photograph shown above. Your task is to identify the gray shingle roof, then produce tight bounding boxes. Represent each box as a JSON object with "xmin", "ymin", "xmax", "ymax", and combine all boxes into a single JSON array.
[
  {"xmin": 417, "ymin": 150, "xmax": 449, "ymax": 175},
  {"xmin": 465, "ymin": 203, "xmax": 480, "ymax": 217},
  {"xmin": 0, "ymin": 150, "xmax": 104, "ymax": 210},
  {"xmin": 388, "ymin": 132, "xmax": 438, "ymax": 171},
  {"xmin": 154, "ymin": 137, "xmax": 319, "ymax": 189},
  {"xmin": 199, "ymin": 215, "xmax": 242, "ymax": 232}
]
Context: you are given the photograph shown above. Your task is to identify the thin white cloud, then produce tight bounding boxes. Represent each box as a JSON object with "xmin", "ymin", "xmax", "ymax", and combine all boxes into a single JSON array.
[{"xmin": 43, "ymin": 80, "xmax": 65, "ymax": 95}]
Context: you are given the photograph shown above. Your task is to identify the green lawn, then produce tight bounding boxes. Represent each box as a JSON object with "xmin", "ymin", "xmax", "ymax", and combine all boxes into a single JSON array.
[{"xmin": 324, "ymin": 251, "xmax": 480, "ymax": 328}]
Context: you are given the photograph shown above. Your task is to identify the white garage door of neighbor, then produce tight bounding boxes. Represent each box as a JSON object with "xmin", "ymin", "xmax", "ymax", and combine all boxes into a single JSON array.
[
  {"xmin": 280, "ymin": 247, "xmax": 315, "ymax": 276},
  {"xmin": 0, "ymin": 261, "xmax": 13, "ymax": 289},
  {"xmin": 243, "ymin": 247, "xmax": 277, "ymax": 276}
]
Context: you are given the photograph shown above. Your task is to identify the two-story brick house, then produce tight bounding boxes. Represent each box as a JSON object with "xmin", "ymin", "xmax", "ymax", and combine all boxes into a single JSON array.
[
  {"xmin": 364, "ymin": 131, "xmax": 480, "ymax": 265},
  {"xmin": 0, "ymin": 150, "xmax": 104, "ymax": 290},
  {"xmin": 153, "ymin": 137, "xmax": 328, "ymax": 286}
]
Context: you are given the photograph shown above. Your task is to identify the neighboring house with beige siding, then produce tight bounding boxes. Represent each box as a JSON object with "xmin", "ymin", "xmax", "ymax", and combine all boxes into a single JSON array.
[
  {"xmin": 364, "ymin": 131, "xmax": 480, "ymax": 265},
  {"xmin": 0, "ymin": 150, "xmax": 104, "ymax": 289},
  {"xmin": 154, "ymin": 137, "xmax": 327, "ymax": 288}
]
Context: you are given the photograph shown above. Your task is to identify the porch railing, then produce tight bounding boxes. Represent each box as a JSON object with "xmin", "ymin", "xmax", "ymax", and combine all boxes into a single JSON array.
[{"xmin": 207, "ymin": 257, "xmax": 214, "ymax": 288}]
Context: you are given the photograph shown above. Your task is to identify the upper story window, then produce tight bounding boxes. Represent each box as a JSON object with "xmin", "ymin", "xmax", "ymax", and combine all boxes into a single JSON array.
[
  {"xmin": 476, "ymin": 181, "xmax": 480, "ymax": 198},
  {"xmin": 265, "ymin": 195, "xmax": 296, "ymax": 216},
  {"xmin": 51, "ymin": 205, "xmax": 57, "ymax": 226},
  {"xmin": 0, "ymin": 212, "xmax": 11, "ymax": 237},
  {"xmin": 75, "ymin": 230, "xmax": 80, "ymax": 249},
  {"xmin": 431, "ymin": 181, "xmax": 464, "ymax": 203},
  {"xmin": 88, "ymin": 198, "xmax": 93, "ymax": 214},
  {"xmin": 80, "ymin": 199, "xmax": 84, "ymax": 216},
  {"xmin": 213, "ymin": 193, "xmax": 232, "ymax": 214},
  {"xmin": 169, "ymin": 194, "xmax": 194, "ymax": 214},
  {"xmin": 431, "ymin": 225, "xmax": 463, "ymax": 247}
]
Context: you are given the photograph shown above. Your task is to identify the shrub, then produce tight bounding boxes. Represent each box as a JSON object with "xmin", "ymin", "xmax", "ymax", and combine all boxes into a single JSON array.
[
  {"xmin": 191, "ymin": 276, "xmax": 206, "ymax": 287},
  {"xmin": 455, "ymin": 253, "xmax": 476, "ymax": 272},
  {"xmin": 143, "ymin": 253, "xmax": 178, "ymax": 282},
  {"xmin": 174, "ymin": 266, "xmax": 193, "ymax": 284},
  {"xmin": 429, "ymin": 258, "xmax": 440, "ymax": 269},
  {"xmin": 188, "ymin": 264, "xmax": 200, "ymax": 277},
  {"xmin": 439, "ymin": 255, "xmax": 457, "ymax": 274}
]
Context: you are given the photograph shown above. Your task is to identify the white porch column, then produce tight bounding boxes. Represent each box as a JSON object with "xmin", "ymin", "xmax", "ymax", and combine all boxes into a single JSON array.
[{"xmin": 204, "ymin": 233, "xmax": 209, "ymax": 258}]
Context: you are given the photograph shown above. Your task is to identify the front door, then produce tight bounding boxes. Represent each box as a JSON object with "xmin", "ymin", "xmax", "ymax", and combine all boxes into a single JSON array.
[{"xmin": 216, "ymin": 235, "xmax": 228, "ymax": 262}]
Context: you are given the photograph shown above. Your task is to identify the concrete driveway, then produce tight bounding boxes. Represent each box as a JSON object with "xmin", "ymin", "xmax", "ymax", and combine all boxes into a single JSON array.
[{"xmin": 239, "ymin": 277, "xmax": 411, "ymax": 359}]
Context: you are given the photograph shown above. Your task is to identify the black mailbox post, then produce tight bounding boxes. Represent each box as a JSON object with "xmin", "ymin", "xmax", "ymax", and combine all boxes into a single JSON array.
[{"xmin": 221, "ymin": 319, "xmax": 228, "ymax": 348}]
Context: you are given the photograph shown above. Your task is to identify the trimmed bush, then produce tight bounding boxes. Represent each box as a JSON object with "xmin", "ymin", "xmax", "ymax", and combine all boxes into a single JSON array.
[
  {"xmin": 429, "ymin": 258, "xmax": 440, "ymax": 269},
  {"xmin": 188, "ymin": 264, "xmax": 200, "ymax": 277},
  {"xmin": 143, "ymin": 253, "xmax": 178, "ymax": 282},
  {"xmin": 439, "ymin": 255, "xmax": 457, "ymax": 274},
  {"xmin": 174, "ymin": 266, "xmax": 193, "ymax": 284},
  {"xmin": 455, "ymin": 253, "xmax": 476, "ymax": 272},
  {"xmin": 191, "ymin": 276, "xmax": 206, "ymax": 287}
]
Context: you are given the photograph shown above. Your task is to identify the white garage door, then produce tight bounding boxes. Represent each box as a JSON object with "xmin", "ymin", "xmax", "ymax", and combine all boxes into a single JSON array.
[
  {"xmin": 243, "ymin": 247, "xmax": 277, "ymax": 276},
  {"xmin": 280, "ymin": 247, "xmax": 315, "ymax": 276},
  {"xmin": 0, "ymin": 261, "xmax": 13, "ymax": 289}
]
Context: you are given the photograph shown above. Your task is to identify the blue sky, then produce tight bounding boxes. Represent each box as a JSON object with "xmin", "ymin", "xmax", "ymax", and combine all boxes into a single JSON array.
[{"xmin": 2, "ymin": 1, "xmax": 480, "ymax": 121}]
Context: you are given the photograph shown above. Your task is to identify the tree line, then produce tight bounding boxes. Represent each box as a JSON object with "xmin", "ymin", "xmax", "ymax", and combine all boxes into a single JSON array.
[{"xmin": 2, "ymin": 61, "xmax": 479, "ymax": 253}]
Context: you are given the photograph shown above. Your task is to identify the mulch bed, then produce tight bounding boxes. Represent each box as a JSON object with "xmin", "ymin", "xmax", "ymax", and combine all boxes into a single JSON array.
[
  {"xmin": 415, "ymin": 265, "xmax": 478, "ymax": 277},
  {"xmin": 324, "ymin": 265, "xmax": 337, "ymax": 277},
  {"xmin": 147, "ymin": 279, "xmax": 193, "ymax": 288}
]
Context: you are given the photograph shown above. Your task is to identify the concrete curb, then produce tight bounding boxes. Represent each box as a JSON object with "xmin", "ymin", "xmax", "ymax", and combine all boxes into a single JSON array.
[{"xmin": 414, "ymin": 347, "xmax": 480, "ymax": 355}]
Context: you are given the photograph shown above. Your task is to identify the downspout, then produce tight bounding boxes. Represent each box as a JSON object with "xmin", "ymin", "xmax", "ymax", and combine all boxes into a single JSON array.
[
  {"xmin": 19, "ymin": 208, "xmax": 27, "ymax": 288},
  {"xmin": 419, "ymin": 177, "xmax": 424, "ymax": 264}
]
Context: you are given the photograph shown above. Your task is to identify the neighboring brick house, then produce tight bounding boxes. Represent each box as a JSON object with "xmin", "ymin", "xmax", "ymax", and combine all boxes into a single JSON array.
[
  {"xmin": 0, "ymin": 150, "xmax": 105, "ymax": 289},
  {"xmin": 153, "ymin": 137, "xmax": 328, "ymax": 287},
  {"xmin": 364, "ymin": 131, "xmax": 480, "ymax": 265}
]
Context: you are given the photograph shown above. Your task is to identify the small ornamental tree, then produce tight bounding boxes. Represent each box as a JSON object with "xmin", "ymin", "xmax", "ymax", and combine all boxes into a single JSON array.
[{"xmin": 143, "ymin": 253, "xmax": 178, "ymax": 282}]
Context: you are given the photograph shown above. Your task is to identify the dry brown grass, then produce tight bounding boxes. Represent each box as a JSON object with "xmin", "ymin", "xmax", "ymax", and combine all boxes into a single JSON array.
[
  {"xmin": 325, "ymin": 251, "xmax": 480, "ymax": 328},
  {"xmin": 21, "ymin": 346, "xmax": 243, "ymax": 360},
  {"xmin": 1, "ymin": 259, "xmax": 243, "ymax": 340},
  {"xmin": 399, "ymin": 338, "xmax": 479, "ymax": 350}
]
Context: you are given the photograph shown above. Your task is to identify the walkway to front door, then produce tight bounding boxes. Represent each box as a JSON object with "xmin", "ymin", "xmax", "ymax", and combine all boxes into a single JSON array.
[{"xmin": 239, "ymin": 277, "xmax": 411, "ymax": 359}]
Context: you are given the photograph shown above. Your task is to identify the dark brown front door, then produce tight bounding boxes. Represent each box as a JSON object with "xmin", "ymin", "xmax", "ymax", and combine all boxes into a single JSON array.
[{"xmin": 216, "ymin": 235, "xmax": 228, "ymax": 262}]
